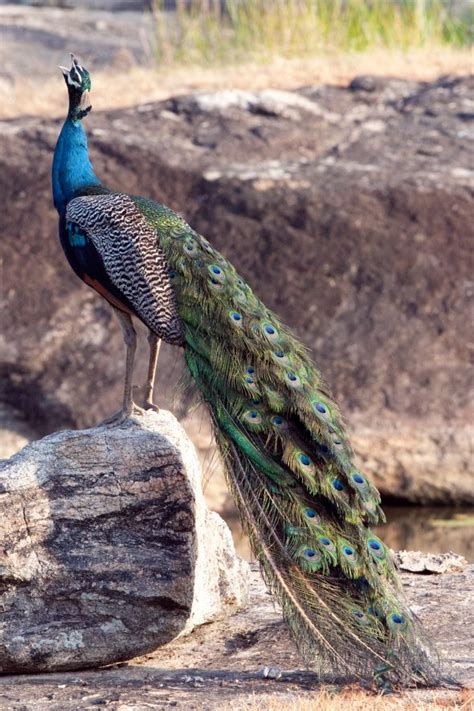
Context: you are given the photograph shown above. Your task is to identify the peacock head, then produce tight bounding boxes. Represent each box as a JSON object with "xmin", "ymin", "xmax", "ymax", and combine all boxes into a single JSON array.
[{"xmin": 59, "ymin": 54, "xmax": 92, "ymax": 122}]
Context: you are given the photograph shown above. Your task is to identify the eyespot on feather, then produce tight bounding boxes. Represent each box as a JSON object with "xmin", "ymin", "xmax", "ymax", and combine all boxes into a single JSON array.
[
  {"xmin": 340, "ymin": 543, "xmax": 359, "ymax": 564},
  {"xmin": 303, "ymin": 507, "xmax": 322, "ymax": 526},
  {"xmin": 284, "ymin": 370, "xmax": 304, "ymax": 390},
  {"xmin": 229, "ymin": 310, "xmax": 243, "ymax": 326},
  {"xmin": 183, "ymin": 238, "xmax": 199, "ymax": 257},
  {"xmin": 271, "ymin": 349, "xmax": 291, "ymax": 366},
  {"xmin": 350, "ymin": 608, "xmax": 377, "ymax": 627},
  {"xmin": 242, "ymin": 409, "xmax": 264, "ymax": 428},
  {"xmin": 200, "ymin": 238, "xmax": 214, "ymax": 253},
  {"xmin": 261, "ymin": 321, "xmax": 282, "ymax": 343},
  {"xmin": 208, "ymin": 277, "xmax": 224, "ymax": 290},
  {"xmin": 207, "ymin": 264, "xmax": 226, "ymax": 282},
  {"xmin": 386, "ymin": 610, "xmax": 409, "ymax": 633},
  {"xmin": 367, "ymin": 537, "xmax": 386, "ymax": 559},
  {"xmin": 318, "ymin": 536, "xmax": 336, "ymax": 554},
  {"xmin": 310, "ymin": 396, "xmax": 331, "ymax": 419},
  {"xmin": 295, "ymin": 544, "xmax": 324, "ymax": 571},
  {"xmin": 270, "ymin": 414, "xmax": 288, "ymax": 429}
]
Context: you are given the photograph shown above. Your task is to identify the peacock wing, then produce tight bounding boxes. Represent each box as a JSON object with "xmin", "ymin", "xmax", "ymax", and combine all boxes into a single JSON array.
[{"xmin": 65, "ymin": 193, "xmax": 184, "ymax": 345}]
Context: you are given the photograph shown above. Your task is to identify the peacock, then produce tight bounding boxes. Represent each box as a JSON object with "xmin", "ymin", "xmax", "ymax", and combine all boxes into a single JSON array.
[{"xmin": 52, "ymin": 55, "xmax": 439, "ymax": 688}]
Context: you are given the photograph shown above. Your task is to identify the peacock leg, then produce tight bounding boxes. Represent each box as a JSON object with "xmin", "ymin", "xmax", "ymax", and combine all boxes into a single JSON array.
[
  {"xmin": 101, "ymin": 309, "xmax": 145, "ymax": 426},
  {"xmin": 143, "ymin": 331, "xmax": 161, "ymax": 411}
]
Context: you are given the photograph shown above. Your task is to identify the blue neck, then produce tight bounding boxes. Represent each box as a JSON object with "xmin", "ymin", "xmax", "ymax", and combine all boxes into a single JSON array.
[{"xmin": 52, "ymin": 118, "xmax": 101, "ymax": 214}]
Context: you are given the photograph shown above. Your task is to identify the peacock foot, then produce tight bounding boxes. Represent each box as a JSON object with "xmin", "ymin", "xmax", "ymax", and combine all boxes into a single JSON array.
[
  {"xmin": 99, "ymin": 402, "xmax": 146, "ymax": 427},
  {"xmin": 143, "ymin": 399, "xmax": 160, "ymax": 413}
]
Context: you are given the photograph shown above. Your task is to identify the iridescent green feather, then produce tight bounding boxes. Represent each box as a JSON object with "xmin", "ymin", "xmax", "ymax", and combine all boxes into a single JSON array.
[{"xmin": 134, "ymin": 196, "xmax": 438, "ymax": 687}]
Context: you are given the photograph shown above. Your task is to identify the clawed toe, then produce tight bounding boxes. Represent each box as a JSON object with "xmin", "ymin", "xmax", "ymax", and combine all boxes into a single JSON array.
[
  {"xmin": 143, "ymin": 401, "xmax": 160, "ymax": 413},
  {"xmin": 98, "ymin": 402, "xmax": 146, "ymax": 427}
]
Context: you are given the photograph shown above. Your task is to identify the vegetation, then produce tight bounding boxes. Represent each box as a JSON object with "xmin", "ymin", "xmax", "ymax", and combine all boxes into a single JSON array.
[
  {"xmin": 153, "ymin": 0, "xmax": 473, "ymax": 67},
  {"xmin": 243, "ymin": 685, "xmax": 474, "ymax": 710}
]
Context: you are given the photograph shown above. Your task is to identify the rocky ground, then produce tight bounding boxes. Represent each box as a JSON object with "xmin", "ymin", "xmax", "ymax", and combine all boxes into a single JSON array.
[
  {"xmin": 1, "ymin": 74, "xmax": 473, "ymax": 506},
  {"xmin": 0, "ymin": 560, "xmax": 472, "ymax": 709}
]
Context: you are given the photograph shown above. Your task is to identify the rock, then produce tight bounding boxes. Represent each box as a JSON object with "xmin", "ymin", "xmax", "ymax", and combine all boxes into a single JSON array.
[
  {"xmin": 1, "ymin": 75, "xmax": 473, "ymax": 504},
  {"xmin": 394, "ymin": 550, "xmax": 468, "ymax": 574},
  {"xmin": 352, "ymin": 419, "xmax": 474, "ymax": 505},
  {"xmin": 349, "ymin": 75, "xmax": 379, "ymax": 92},
  {"xmin": 0, "ymin": 561, "xmax": 472, "ymax": 708},
  {"xmin": 174, "ymin": 89, "xmax": 337, "ymax": 122},
  {"xmin": 0, "ymin": 410, "xmax": 249, "ymax": 673},
  {"xmin": 0, "ymin": 5, "xmax": 153, "ymax": 80}
]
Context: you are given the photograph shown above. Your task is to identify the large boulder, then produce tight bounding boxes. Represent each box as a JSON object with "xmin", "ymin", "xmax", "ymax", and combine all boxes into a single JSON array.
[
  {"xmin": 1, "ymin": 75, "xmax": 473, "ymax": 503},
  {"xmin": 0, "ymin": 410, "xmax": 249, "ymax": 673}
]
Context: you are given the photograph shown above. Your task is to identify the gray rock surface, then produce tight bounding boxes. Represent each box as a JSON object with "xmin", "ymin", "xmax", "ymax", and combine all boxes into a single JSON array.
[
  {"xmin": 0, "ymin": 5, "xmax": 154, "ymax": 83},
  {"xmin": 0, "ymin": 410, "xmax": 249, "ymax": 673},
  {"xmin": 1, "ymin": 75, "xmax": 473, "ymax": 504},
  {"xmin": 394, "ymin": 550, "xmax": 468, "ymax": 574}
]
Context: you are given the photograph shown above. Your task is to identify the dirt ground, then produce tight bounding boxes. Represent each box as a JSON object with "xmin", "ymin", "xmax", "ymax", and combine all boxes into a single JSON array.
[{"xmin": 0, "ymin": 564, "xmax": 472, "ymax": 710}]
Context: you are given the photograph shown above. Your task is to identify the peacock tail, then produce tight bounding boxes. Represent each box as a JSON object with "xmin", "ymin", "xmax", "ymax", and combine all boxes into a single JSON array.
[{"xmin": 132, "ymin": 196, "xmax": 437, "ymax": 687}]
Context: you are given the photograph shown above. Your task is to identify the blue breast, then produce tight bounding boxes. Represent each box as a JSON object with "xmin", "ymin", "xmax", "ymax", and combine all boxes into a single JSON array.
[{"xmin": 67, "ymin": 222, "xmax": 88, "ymax": 248}]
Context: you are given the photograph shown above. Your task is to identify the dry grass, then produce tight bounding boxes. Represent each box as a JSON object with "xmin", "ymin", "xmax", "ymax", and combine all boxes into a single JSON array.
[
  {"xmin": 3, "ymin": 46, "xmax": 472, "ymax": 121},
  {"xmin": 153, "ymin": 0, "xmax": 472, "ymax": 66},
  {"xmin": 239, "ymin": 686, "xmax": 474, "ymax": 711}
]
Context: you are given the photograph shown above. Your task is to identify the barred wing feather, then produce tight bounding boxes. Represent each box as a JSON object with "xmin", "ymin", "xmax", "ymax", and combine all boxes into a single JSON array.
[{"xmin": 66, "ymin": 193, "xmax": 184, "ymax": 345}]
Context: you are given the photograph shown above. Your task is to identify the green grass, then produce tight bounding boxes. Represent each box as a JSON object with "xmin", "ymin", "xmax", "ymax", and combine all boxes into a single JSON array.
[{"xmin": 152, "ymin": 0, "xmax": 473, "ymax": 67}]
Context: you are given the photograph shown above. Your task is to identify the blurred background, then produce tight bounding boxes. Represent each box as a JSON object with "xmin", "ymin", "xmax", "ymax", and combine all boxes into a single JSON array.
[{"xmin": 1, "ymin": 0, "xmax": 473, "ymax": 560}]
